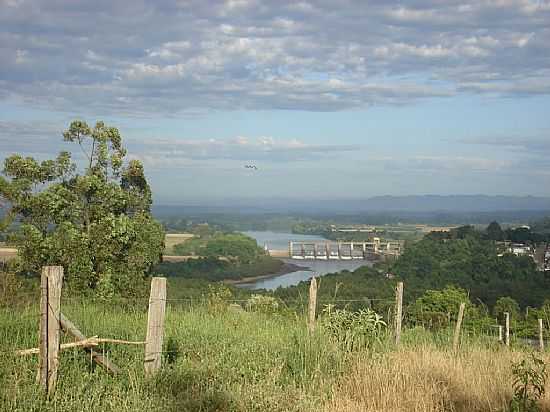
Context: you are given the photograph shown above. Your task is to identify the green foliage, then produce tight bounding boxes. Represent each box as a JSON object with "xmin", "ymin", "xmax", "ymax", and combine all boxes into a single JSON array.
[
  {"xmin": 510, "ymin": 353, "xmax": 547, "ymax": 412},
  {"xmin": 203, "ymin": 233, "xmax": 261, "ymax": 263},
  {"xmin": 494, "ymin": 297, "xmax": 521, "ymax": 322},
  {"xmin": 0, "ymin": 270, "xmax": 22, "ymax": 307},
  {"xmin": 1, "ymin": 302, "xmax": 344, "ymax": 412},
  {"xmin": 173, "ymin": 232, "xmax": 263, "ymax": 264},
  {"xmin": 163, "ymin": 336, "xmax": 180, "ymax": 365},
  {"xmin": 246, "ymin": 294, "xmax": 280, "ymax": 314},
  {"xmin": 321, "ymin": 305, "xmax": 386, "ymax": 351},
  {"xmin": 391, "ymin": 233, "xmax": 545, "ymax": 309},
  {"xmin": 273, "ymin": 267, "xmax": 396, "ymax": 315},
  {"xmin": 408, "ymin": 286, "xmax": 469, "ymax": 329},
  {"xmin": 0, "ymin": 120, "xmax": 164, "ymax": 296},
  {"xmin": 486, "ymin": 221, "xmax": 505, "ymax": 241},
  {"xmin": 155, "ymin": 255, "xmax": 283, "ymax": 281},
  {"xmin": 530, "ymin": 218, "xmax": 550, "ymax": 236},
  {"xmin": 206, "ymin": 284, "xmax": 234, "ymax": 314}
]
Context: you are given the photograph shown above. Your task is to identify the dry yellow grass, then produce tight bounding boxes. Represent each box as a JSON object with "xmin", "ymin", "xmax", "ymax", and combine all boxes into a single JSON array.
[
  {"xmin": 326, "ymin": 347, "xmax": 550, "ymax": 412},
  {"xmin": 0, "ymin": 247, "xmax": 17, "ymax": 261},
  {"xmin": 164, "ymin": 233, "xmax": 194, "ymax": 253}
]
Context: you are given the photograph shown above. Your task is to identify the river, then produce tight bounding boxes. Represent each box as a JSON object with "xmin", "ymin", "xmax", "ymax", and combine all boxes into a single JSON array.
[{"xmin": 239, "ymin": 231, "xmax": 372, "ymax": 290}]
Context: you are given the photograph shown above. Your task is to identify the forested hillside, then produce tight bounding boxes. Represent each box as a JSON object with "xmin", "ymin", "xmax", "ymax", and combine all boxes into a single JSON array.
[{"xmin": 391, "ymin": 234, "xmax": 545, "ymax": 308}]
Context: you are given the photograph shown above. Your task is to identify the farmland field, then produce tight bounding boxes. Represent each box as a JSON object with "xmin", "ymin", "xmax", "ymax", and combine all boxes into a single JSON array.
[
  {"xmin": 164, "ymin": 233, "xmax": 194, "ymax": 254},
  {"xmin": 0, "ymin": 233, "xmax": 194, "ymax": 261},
  {"xmin": 0, "ymin": 246, "xmax": 17, "ymax": 261}
]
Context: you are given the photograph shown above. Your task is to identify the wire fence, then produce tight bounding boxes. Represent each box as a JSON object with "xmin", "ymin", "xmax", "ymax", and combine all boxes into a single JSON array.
[{"xmin": 3, "ymin": 285, "xmax": 549, "ymax": 360}]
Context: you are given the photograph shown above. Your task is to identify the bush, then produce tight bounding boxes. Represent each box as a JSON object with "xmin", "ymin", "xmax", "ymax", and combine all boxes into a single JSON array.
[
  {"xmin": 206, "ymin": 284, "xmax": 233, "ymax": 314},
  {"xmin": 246, "ymin": 294, "xmax": 279, "ymax": 314},
  {"xmin": 510, "ymin": 353, "xmax": 547, "ymax": 412},
  {"xmin": 321, "ymin": 305, "xmax": 386, "ymax": 351}
]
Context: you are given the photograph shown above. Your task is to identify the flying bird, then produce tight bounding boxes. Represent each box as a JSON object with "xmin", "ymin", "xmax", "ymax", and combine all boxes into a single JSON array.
[{"xmin": 245, "ymin": 164, "xmax": 258, "ymax": 170}]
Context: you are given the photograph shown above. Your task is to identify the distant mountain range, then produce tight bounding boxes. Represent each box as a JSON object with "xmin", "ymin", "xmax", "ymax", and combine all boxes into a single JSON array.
[
  {"xmin": 341, "ymin": 195, "xmax": 550, "ymax": 213},
  {"xmin": 154, "ymin": 195, "xmax": 550, "ymax": 215}
]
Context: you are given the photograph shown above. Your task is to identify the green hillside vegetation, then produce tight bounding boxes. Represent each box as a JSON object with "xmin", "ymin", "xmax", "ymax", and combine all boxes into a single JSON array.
[
  {"xmin": 157, "ymin": 231, "xmax": 284, "ymax": 281},
  {"xmin": 393, "ymin": 225, "xmax": 547, "ymax": 308},
  {"xmin": 155, "ymin": 256, "xmax": 283, "ymax": 282},
  {"xmin": 173, "ymin": 232, "xmax": 261, "ymax": 263}
]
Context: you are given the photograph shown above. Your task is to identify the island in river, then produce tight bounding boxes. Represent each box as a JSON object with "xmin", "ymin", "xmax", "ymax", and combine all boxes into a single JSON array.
[{"xmin": 154, "ymin": 230, "xmax": 373, "ymax": 290}]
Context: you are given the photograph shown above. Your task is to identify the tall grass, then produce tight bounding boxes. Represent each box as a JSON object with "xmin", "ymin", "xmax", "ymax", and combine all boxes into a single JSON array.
[
  {"xmin": 0, "ymin": 302, "xmax": 345, "ymax": 412},
  {"xmin": 2, "ymin": 302, "xmax": 550, "ymax": 411},
  {"xmin": 325, "ymin": 341, "xmax": 550, "ymax": 412}
]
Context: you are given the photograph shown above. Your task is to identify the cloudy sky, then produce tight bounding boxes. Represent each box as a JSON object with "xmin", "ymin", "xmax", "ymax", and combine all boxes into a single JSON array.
[{"xmin": 1, "ymin": 0, "xmax": 549, "ymax": 203}]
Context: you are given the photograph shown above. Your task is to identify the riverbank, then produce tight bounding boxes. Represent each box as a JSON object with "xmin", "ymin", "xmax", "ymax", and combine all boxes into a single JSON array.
[{"xmin": 224, "ymin": 260, "xmax": 308, "ymax": 285}]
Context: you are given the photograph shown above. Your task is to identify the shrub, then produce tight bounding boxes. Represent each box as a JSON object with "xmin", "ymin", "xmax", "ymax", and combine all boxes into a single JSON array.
[
  {"xmin": 246, "ymin": 294, "xmax": 279, "ymax": 314},
  {"xmin": 510, "ymin": 353, "xmax": 547, "ymax": 412},
  {"xmin": 206, "ymin": 284, "xmax": 233, "ymax": 314},
  {"xmin": 321, "ymin": 304, "xmax": 386, "ymax": 351}
]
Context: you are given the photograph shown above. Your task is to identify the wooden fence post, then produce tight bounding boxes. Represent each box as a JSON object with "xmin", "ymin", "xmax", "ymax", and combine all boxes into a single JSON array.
[
  {"xmin": 38, "ymin": 268, "xmax": 48, "ymax": 388},
  {"xmin": 395, "ymin": 282, "xmax": 403, "ymax": 345},
  {"xmin": 498, "ymin": 325, "xmax": 503, "ymax": 343},
  {"xmin": 453, "ymin": 303, "xmax": 466, "ymax": 352},
  {"xmin": 539, "ymin": 318, "xmax": 544, "ymax": 351},
  {"xmin": 505, "ymin": 312, "xmax": 510, "ymax": 347},
  {"xmin": 308, "ymin": 277, "xmax": 318, "ymax": 332},
  {"xmin": 38, "ymin": 266, "xmax": 63, "ymax": 396},
  {"xmin": 144, "ymin": 277, "xmax": 167, "ymax": 377}
]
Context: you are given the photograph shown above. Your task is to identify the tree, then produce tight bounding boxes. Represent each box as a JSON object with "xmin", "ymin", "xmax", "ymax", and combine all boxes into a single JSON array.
[
  {"xmin": 486, "ymin": 221, "xmax": 505, "ymax": 241},
  {"xmin": 408, "ymin": 286, "xmax": 470, "ymax": 329},
  {"xmin": 494, "ymin": 296, "xmax": 521, "ymax": 322},
  {"xmin": 0, "ymin": 120, "xmax": 164, "ymax": 296}
]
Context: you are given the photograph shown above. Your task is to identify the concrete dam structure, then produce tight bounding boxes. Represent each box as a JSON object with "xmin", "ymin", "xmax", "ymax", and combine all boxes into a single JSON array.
[{"xmin": 267, "ymin": 239, "xmax": 403, "ymax": 260}]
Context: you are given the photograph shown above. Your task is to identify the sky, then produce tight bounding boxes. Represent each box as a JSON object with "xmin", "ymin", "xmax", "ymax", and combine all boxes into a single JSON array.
[{"xmin": 1, "ymin": 0, "xmax": 550, "ymax": 204}]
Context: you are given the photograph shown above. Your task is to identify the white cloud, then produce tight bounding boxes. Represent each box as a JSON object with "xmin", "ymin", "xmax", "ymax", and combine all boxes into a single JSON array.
[
  {"xmin": 0, "ymin": 0, "xmax": 549, "ymax": 115},
  {"xmin": 128, "ymin": 135, "xmax": 360, "ymax": 166}
]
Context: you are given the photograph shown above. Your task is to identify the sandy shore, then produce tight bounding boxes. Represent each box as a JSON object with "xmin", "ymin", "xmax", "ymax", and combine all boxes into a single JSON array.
[{"xmin": 224, "ymin": 261, "xmax": 309, "ymax": 285}]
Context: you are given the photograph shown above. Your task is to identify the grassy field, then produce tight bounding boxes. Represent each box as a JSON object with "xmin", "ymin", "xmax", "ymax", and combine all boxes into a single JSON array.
[
  {"xmin": 2, "ymin": 297, "xmax": 550, "ymax": 412},
  {"xmin": 0, "ymin": 233, "xmax": 194, "ymax": 260},
  {"xmin": 164, "ymin": 233, "xmax": 194, "ymax": 254},
  {"xmin": 0, "ymin": 246, "xmax": 17, "ymax": 260}
]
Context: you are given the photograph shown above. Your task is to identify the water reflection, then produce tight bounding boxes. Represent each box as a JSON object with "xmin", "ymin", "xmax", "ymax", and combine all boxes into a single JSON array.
[{"xmin": 236, "ymin": 258, "xmax": 371, "ymax": 290}]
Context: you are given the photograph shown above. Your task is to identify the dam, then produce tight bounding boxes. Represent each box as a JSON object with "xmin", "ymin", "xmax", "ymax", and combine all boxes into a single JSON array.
[{"xmin": 267, "ymin": 239, "xmax": 403, "ymax": 260}]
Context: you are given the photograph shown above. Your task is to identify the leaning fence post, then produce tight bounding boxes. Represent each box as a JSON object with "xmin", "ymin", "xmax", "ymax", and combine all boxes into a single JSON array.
[
  {"xmin": 144, "ymin": 277, "xmax": 167, "ymax": 377},
  {"xmin": 38, "ymin": 266, "xmax": 63, "ymax": 396},
  {"xmin": 308, "ymin": 277, "xmax": 318, "ymax": 332},
  {"xmin": 505, "ymin": 312, "xmax": 510, "ymax": 347},
  {"xmin": 539, "ymin": 318, "xmax": 544, "ymax": 351},
  {"xmin": 395, "ymin": 282, "xmax": 403, "ymax": 345},
  {"xmin": 453, "ymin": 302, "xmax": 466, "ymax": 352}
]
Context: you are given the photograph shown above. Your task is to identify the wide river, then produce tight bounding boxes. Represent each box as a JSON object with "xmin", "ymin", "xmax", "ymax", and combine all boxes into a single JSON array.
[{"xmin": 238, "ymin": 231, "xmax": 372, "ymax": 290}]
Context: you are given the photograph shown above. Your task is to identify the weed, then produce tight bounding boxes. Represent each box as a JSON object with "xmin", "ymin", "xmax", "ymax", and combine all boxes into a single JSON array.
[
  {"xmin": 321, "ymin": 305, "xmax": 386, "ymax": 351},
  {"xmin": 246, "ymin": 294, "xmax": 279, "ymax": 314},
  {"xmin": 510, "ymin": 353, "xmax": 547, "ymax": 412}
]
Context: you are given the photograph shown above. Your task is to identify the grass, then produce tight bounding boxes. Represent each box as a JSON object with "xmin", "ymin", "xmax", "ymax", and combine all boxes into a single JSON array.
[
  {"xmin": 2, "ymin": 301, "xmax": 550, "ymax": 412},
  {"xmin": 326, "ymin": 346, "xmax": 550, "ymax": 412},
  {"xmin": 3, "ymin": 232, "xmax": 192, "ymax": 260},
  {"xmin": 164, "ymin": 233, "xmax": 194, "ymax": 254},
  {"xmin": 0, "ymin": 301, "xmax": 344, "ymax": 412},
  {"xmin": 0, "ymin": 246, "xmax": 17, "ymax": 260}
]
